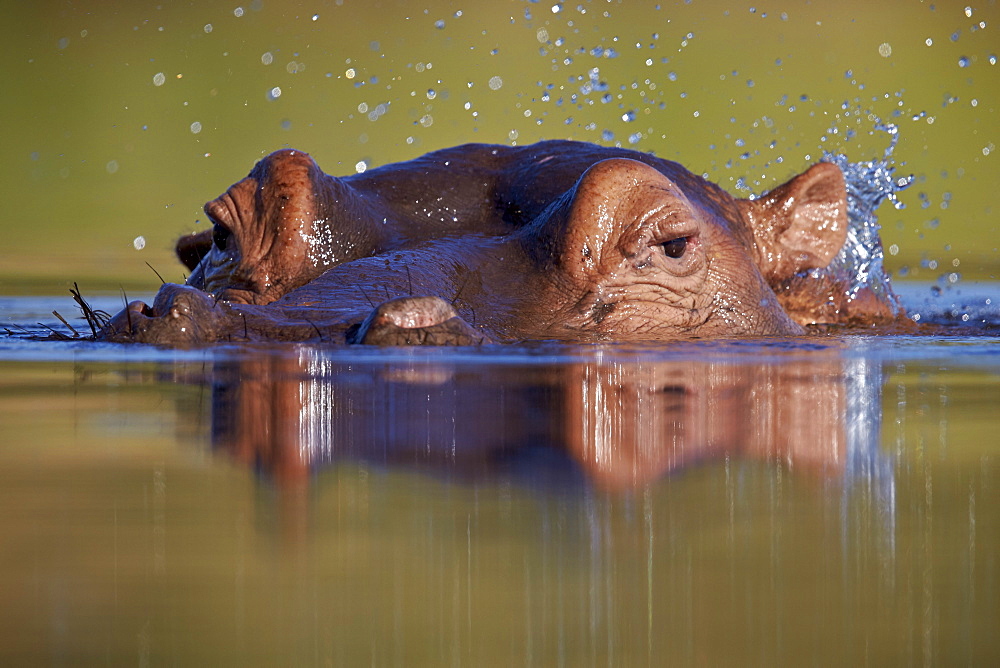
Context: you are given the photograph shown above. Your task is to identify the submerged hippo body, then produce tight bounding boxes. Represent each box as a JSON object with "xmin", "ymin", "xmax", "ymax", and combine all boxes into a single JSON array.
[{"xmin": 102, "ymin": 141, "xmax": 883, "ymax": 346}]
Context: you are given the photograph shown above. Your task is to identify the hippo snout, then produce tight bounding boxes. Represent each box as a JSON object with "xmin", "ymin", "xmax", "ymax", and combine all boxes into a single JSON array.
[{"xmin": 100, "ymin": 284, "xmax": 227, "ymax": 345}]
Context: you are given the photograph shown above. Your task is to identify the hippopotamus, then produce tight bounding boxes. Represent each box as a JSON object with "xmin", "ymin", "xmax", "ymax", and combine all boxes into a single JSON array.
[{"xmin": 101, "ymin": 140, "xmax": 895, "ymax": 346}]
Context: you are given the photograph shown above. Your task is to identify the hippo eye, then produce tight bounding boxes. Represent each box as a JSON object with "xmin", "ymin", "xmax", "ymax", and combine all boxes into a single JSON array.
[
  {"xmin": 660, "ymin": 236, "xmax": 688, "ymax": 259},
  {"xmin": 212, "ymin": 224, "xmax": 231, "ymax": 252}
]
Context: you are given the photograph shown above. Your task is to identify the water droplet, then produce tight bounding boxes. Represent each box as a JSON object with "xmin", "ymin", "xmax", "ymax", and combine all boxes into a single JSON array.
[
  {"xmin": 488, "ymin": 76, "xmax": 503, "ymax": 90},
  {"xmin": 426, "ymin": 89, "xmax": 436, "ymax": 99},
  {"xmin": 878, "ymin": 42, "xmax": 892, "ymax": 57},
  {"xmin": 152, "ymin": 72, "xmax": 165, "ymax": 86},
  {"xmin": 355, "ymin": 160, "xmax": 367, "ymax": 173},
  {"xmin": 958, "ymin": 56, "xmax": 970, "ymax": 67},
  {"xmin": 312, "ymin": 14, "xmax": 319, "ymax": 21},
  {"xmin": 621, "ymin": 110, "xmax": 636, "ymax": 122},
  {"xmin": 133, "ymin": 236, "xmax": 146, "ymax": 251},
  {"xmin": 233, "ymin": 6, "xmax": 244, "ymax": 18},
  {"xmin": 204, "ymin": 23, "xmax": 213, "ymax": 33},
  {"xmin": 434, "ymin": 19, "xmax": 445, "ymax": 29},
  {"xmin": 190, "ymin": 121, "xmax": 202, "ymax": 134},
  {"xmin": 267, "ymin": 86, "xmax": 281, "ymax": 100},
  {"xmin": 261, "ymin": 52, "xmax": 273, "ymax": 65},
  {"xmin": 106, "ymin": 160, "xmax": 119, "ymax": 174}
]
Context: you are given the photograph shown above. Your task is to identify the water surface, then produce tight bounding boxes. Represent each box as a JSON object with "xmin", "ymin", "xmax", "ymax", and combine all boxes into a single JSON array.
[{"xmin": 1, "ymin": 285, "xmax": 997, "ymax": 664}]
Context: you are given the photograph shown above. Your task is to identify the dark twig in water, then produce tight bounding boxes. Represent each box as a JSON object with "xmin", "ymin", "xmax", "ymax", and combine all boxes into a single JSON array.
[
  {"xmin": 51, "ymin": 310, "xmax": 80, "ymax": 337},
  {"xmin": 145, "ymin": 262, "xmax": 166, "ymax": 284},
  {"xmin": 406, "ymin": 265, "xmax": 413, "ymax": 296},
  {"xmin": 70, "ymin": 282, "xmax": 111, "ymax": 337},
  {"xmin": 121, "ymin": 288, "xmax": 133, "ymax": 334},
  {"xmin": 36, "ymin": 322, "xmax": 73, "ymax": 339},
  {"xmin": 241, "ymin": 313, "xmax": 248, "ymax": 340},
  {"xmin": 4, "ymin": 323, "xmax": 36, "ymax": 338}
]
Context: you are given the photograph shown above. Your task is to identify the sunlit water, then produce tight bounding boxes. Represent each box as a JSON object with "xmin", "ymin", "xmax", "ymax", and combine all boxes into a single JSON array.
[
  {"xmin": 3, "ymin": 0, "xmax": 998, "ymax": 663},
  {"xmin": 1, "ymin": 284, "xmax": 998, "ymax": 664},
  {"xmin": 820, "ymin": 124, "xmax": 911, "ymax": 311}
]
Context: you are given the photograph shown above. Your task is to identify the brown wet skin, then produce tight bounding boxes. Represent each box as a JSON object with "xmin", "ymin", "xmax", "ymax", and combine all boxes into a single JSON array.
[
  {"xmin": 101, "ymin": 141, "xmax": 890, "ymax": 346},
  {"xmin": 178, "ymin": 141, "xmax": 861, "ymax": 314}
]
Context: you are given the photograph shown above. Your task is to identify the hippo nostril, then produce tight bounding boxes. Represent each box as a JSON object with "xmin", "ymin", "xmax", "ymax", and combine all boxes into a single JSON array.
[
  {"xmin": 212, "ymin": 223, "xmax": 231, "ymax": 252},
  {"xmin": 660, "ymin": 236, "xmax": 689, "ymax": 259},
  {"xmin": 126, "ymin": 300, "xmax": 156, "ymax": 317}
]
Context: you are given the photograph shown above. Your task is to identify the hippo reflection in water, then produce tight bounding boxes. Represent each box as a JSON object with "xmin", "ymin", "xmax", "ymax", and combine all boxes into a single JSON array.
[
  {"xmin": 101, "ymin": 140, "xmax": 901, "ymax": 345},
  {"xmin": 209, "ymin": 350, "xmax": 889, "ymax": 490}
]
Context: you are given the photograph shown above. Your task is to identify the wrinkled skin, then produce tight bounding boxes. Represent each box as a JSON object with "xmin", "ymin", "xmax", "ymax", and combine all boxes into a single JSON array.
[
  {"xmin": 102, "ymin": 141, "xmax": 865, "ymax": 346},
  {"xmin": 177, "ymin": 141, "xmax": 868, "ymax": 319}
]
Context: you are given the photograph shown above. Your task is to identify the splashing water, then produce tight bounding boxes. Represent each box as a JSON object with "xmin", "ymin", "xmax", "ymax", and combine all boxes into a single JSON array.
[{"xmin": 820, "ymin": 123, "xmax": 912, "ymax": 310}]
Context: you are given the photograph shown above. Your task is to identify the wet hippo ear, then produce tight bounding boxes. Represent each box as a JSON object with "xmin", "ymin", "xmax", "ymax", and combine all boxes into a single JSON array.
[
  {"xmin": 176, "ymin": 229, "xmax": 213, "ymax": 271},
  {"xmin": 739, "ymin": 162, "xmax": 848, "ymax": 283}
]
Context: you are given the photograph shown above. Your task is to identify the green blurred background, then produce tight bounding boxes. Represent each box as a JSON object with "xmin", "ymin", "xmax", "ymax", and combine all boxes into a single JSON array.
[{"xmin": 1, "ymin": 0, "xmax": 996, "ymax": 294}]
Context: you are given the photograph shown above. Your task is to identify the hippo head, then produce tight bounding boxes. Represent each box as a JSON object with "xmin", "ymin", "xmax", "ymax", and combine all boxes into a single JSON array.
[
  {"xmin": 105, "ymin": 149, "xmax": 853, "ymax": 346},
  {"xmin": 501, "ymin": 158, "xmax": 848, "ymax": 339},
  {"xmin": 178, "ymin": 149, "xmax": 371, "ymax": 305}
]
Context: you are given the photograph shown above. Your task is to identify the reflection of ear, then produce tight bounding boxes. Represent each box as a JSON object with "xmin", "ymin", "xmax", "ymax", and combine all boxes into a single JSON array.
[
  {"xmin": 739, "ymin": 162, "xmax": 848, "ymax": 283},
  {"xmin": 176, "ymin": 229, "xmax": 213, "ymax": 271}
]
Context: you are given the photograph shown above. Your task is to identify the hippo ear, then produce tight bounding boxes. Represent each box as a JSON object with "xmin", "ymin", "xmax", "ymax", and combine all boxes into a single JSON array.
[
  {"xmin": 738, "ymin": 162, "xmax": 848, "ymax": 283},
  {"xmin": 176, "ymin": 229, "xmax": 213, "ymax": 271}
]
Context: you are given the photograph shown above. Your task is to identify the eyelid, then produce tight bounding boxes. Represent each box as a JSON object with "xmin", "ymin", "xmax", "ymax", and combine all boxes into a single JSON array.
[{"xmin": 647, "ymin": 208, "xmax": 698, "ymax": 245}]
